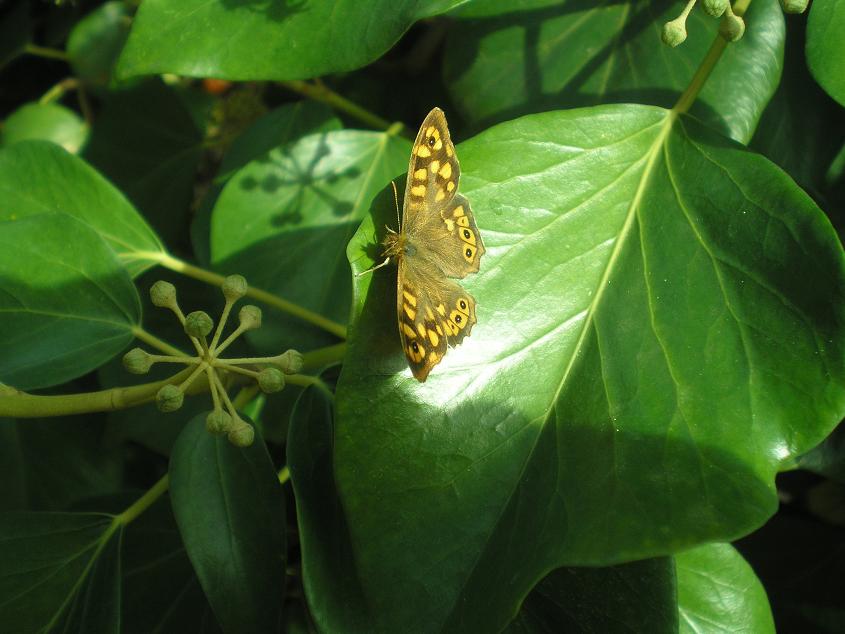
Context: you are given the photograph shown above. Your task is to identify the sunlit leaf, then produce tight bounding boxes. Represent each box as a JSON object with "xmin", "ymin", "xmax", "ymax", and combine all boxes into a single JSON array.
[{"xmin": 337, "ymin": 105, "xmax": 845, "ymax": 632}]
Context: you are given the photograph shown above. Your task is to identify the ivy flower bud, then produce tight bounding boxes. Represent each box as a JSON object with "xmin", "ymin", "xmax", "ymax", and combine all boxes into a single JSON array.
[
  {"xmin": 275, "ymin": 349, "xmax": 304, "ymax": 374},
  {"xmin": 238, "ymin": 305, "xmax": 262, "ymax": 330},
  {"xmin": 150, "ymin": 281, "xmax": 177, "ymax": 309},
  {"xmin": 258, "ymin": 367, "xmax": 285, "ymax": 393},
  {"xmin": 702, "ymin": 0, "xmax": 728, "ymax": 17},
  {"xmin": 156, "ymin": 384, "xmax": 184, "ymax": 412},
  {"xmin": 661, "ymin": 17, "xmax": 687, "ymax": 47},
  {"xmin": 206, "ymin": 410, "xmax": 232, "ymax": 434},
  {"xmin": 780, "ymin": 0, "xmax": 808, "ymax": 13},
  {"xmin": 123, "ymin": 347, "xmax": 153, "ymax": 374},
  {"xmin": 719, "ymin": 5, "xmax": 745, "ymax": 41},
  {"xmin": 222, "ymin": 275, "xmax": 248, "ymax": 302},
  {"xmin": 185, "ymin": 311, "xmax": 214, "ymax": 338},
  {"xmin": 228, "ymin": 422, "xmax": 255, "ymax": 447}
]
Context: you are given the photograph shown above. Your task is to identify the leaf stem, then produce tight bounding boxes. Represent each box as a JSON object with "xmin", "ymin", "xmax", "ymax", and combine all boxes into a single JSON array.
[
  {"xmin": 302, "ymin": 342, "xmax": 347, "ymax": 370},
  {"xmin": 672, "ymin": 0, "xmax": 752, "ymax": 114},
  {"xmin": 280, "ymin": 79, "xmax": 413, "ymax": 139},
  {"xmin": 116, "ymin": 474, "xmax": 170, "ymax": 525},
  {"xmin": 25, "ymin": 43, "xmax": 69, "ymax": 61},
  {"xmin": 39, "ymin": 77, "xmax": 80, "ymax": 105},
  {"xmin": 131, "ymin": 250, "xmax": 348, "ymax": 339}
]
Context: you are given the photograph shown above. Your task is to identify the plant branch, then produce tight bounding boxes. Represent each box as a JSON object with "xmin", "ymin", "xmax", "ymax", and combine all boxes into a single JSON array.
[
  {"xmin": 673, "ymin": 0, "xmax": 752, "ymax": 114},
  {"xmin": 280, "ymin": 79, "xmax": 413, "ymax": 139},
  {"xmin": 116, "ymin": 474, "xmax": 170, "ymax": 525},
  {"xmin": 25, "ymin": 44, "xmax": 69, "ymax": 61},
  {"xmin": 130, "ymin": 250, "xmax": 348, "ymax": 339}
]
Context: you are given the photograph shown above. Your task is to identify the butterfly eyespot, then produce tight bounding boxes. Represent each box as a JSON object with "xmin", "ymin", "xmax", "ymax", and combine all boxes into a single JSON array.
[
  {"xmin": 465, "ymin": 248, "xmax": 472, "ymax": 257},
  {"xmin": 455, "ymin": 315, "xmax": 462, "ymax": 324},
  {"xmin": 459, "ymin": 300, "xmax": 467, "ymax": 310},
  {"xmin": 412, "ymin": 342, "xmax": 419, "ymax": 352},
  {"xmin": 428, "ymin": 136, "xmax": 436, "ymax": 147},
  {"xmin": 463, "ymin": 230, "xmax": 470, "ymax": 239}
]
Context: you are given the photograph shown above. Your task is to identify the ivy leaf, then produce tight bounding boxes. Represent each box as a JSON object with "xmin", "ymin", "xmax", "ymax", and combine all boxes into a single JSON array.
[
  {"xmin": 0, "ymin": 512, "xmax": 121, "ymax": 633},
  {"xmin": 444, "ymin": 0, "xmax": 784, "ymax": 143},
  {"xmin": 210, "ymin": 128, "xmax": 409, "ymax": 350},
  {"xmin": 806, "ymin": 0, "xmax": 845, "ymax": 107},
  {"xmin": 504, "ymin": 559, "xmax": 677, "ymax": 632},
  {"xmin": 337, "ymin": 105, "xmax": 845, "ymax": 632},
  {"xmin": 117, "ymin": 0, "xmax": 466, "ymax": 81},
  {"xmin": 169, "ymin": 415, "xmax": 286, "ymax": 633},
  {"xmin": 0, "ymin": 214, "xmax": 141, "ymax": 390},
  {"xmin": 1, "ymin": 103, "xmax": 88, "ymax": 154},
  {"xmin": 0, "ymin": 141, "xmax": 164, "ymax": 278},
  {"xmin": 677, "ymin": 543, "xmax": 774, "ymax": 633}
]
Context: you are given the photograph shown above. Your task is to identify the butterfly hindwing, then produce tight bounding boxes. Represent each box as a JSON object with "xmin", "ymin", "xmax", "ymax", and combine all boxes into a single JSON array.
[{"xmin": 397, "ymin": 260, "xmax": 477, "ymax": 382}]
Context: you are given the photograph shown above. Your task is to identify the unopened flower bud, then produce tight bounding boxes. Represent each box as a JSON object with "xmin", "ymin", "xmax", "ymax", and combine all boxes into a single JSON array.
[
  {"xmin": 150, "ymin": 281, "xmax": 177, "ymax": 309},
  {"xmin": 275, "ymin": 349, "xmax": 304, "ymax": 374},
  {"xmin": 780, "ymin": 0, "xmax": 808, "ymax": 13},
  {"xmin": 206, "ymin": 410, "xmax": 232, "ymax": 434},
  {"xmin": 222, "ymin": 275, "xmax": 248, "ymax": 302},
  {"xmin": 238, "ymin": 305, "xmax": 262, "ymax": 330},
  {"xmin": 156, "ymin": 384, "xmax": 184, "ymax": 412},
  {"xmin": 662, "ymin": 18, "xmax": 687, "ymax": 47},
  {"xmin": 123, "ymin": 347, "xmax": 153, "ymax": 374},
  {"xmin": 258, "ymin": 368, "xmax": 285, "ymax": 393},
  {"xmin": 702, "ymin": 0, "xmax": 728, "ymax": 17},
  {"xmin": 228, "ymin": 422, "xmax": 255, "ymax": 447},
  {"xmin": 720, "ymin": 6, "xmax": 745, "ymax": 41},
  {"xmin": 185, "ymin": 311, "xmax": 214, "ymax": 338}
]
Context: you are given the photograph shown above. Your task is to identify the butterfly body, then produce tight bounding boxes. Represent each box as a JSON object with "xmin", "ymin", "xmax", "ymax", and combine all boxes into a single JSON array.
[{"xmin": 384, "ymin": 108, "xmax": 485, "ymax": 382}]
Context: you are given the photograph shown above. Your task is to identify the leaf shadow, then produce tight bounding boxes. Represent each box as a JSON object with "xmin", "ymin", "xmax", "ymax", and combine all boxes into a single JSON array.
[{"xmin": 237, "ymin": 132, "xmax": 361, "ymax": 226}]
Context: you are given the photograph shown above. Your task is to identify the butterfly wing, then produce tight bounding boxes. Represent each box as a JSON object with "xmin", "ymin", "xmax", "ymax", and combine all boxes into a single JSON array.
[
  {"xmin": 402, "ymin": 107, "xmax": 461, "ymax": 231},
  {"xmin": 396, "ymin": 257, "xmax": 478, "ymax": 382}
]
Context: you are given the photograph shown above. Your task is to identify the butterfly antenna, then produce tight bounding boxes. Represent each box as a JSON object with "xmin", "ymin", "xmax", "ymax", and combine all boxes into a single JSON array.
[{"xmin": 391, "ymin": 180, "xmax": 401, "ymax": 230}]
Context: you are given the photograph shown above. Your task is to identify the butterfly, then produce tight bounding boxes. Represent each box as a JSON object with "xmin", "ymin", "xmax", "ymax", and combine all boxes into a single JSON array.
[{"xmin": 380, "ymin": 107, "xmax": 485, "ymax": 382}]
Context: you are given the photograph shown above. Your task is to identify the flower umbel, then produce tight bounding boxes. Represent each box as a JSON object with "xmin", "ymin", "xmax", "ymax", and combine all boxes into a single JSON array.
[{"xmin": 123, "ymin": 275, "xmax": 303, "ymax": 446}]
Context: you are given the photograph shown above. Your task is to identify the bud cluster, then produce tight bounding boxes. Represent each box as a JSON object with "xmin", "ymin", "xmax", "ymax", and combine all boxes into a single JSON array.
[{"xmin": 123, "ymin": 275, "xmax": 304, "ymax": 447}]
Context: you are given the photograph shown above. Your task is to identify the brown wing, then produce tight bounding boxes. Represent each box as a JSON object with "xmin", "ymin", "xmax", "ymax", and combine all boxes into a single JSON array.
[
  {"xmin": 396, "ymin": 257, "xmax": 478, "ymax": 382},
  {"xmin": 401, "ymin": 107, "xmax": 461, "ymax": 233},
  {"xmin": 412, "ymin": 193, "xmax": 485, "ymax": 279}
]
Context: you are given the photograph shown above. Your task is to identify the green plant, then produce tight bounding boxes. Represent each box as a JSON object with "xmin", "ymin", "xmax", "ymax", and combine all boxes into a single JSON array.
[{"xmin": 1, "ymin": 0, "xmax": 843, "ymax": 632}]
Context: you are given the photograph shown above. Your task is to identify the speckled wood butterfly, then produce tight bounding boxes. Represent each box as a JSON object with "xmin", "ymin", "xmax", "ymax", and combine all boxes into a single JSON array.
[{"xmin": 382, "ymin": 107, "xmax": 485, "ymax": 382}]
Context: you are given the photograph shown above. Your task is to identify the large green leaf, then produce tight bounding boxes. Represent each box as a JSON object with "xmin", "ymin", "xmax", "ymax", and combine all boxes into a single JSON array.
[
  {"xmin": 806, "ymin": 0, "xmax": 845, "ymax": 107},
  {"xmin": 0, "ymin": 141, "xmax": 164, "ymax": 278},
  {"xmin": 169, "ymin": 415, "xmax": 286, "ymax": 633},
  {"xmin": 0, "ymin": 512, "xmax": 121, "ymax": 633},
  {"xmin": 0, "ymin": 416, "xmax": 122, "ymax": 512},
  {"xmin": 676, "ymin": 543, "xmax": 774, "ymax": 633},
  {"xmin": 210, "ymin": 127, "xmax": 410, "ymax": 350},
  {"xmin": 0, "ymin": 214, "xmax": 141, "ymax": 390},
  {"xmin": 505, "ymin": 558, "xmax": 677, "ymax": 632},
  {"xmin": 122, "ymin": 496, "xmax": 221, "ymax": 633},
  {"xmin": 116, "ymin": 0, "xmax": 465, "ymax": 81},
  {"xmin": 192, "ymin": 101, "xmax": 342, "ymax": 265},
  {"xmin": 336, "ymin": 105, "xmax": 845, "ymax": 632},
  {"xmin": 444, "ymin": 0, "xmax": 784, "ymax": 143}
]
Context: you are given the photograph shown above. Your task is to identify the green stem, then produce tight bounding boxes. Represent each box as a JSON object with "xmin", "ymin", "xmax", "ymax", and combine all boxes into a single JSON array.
[
  {"xmin": 0, "ymin": 366, "xmax": 196, "ymax": 418},
  {"xmin": 116, "ymin": 474, "xmax": 170, "ymax": 525},
  {"xmin": 673, "ymin": 0, "xmax": 751, "ymax": 114},
  {"xmin": 25, "ymin": 44, "xmax": 69, "ymax": 61},
  {"xmin": 281, "ymin": 79, "xmax": 412, "ymax": 139},
  {"xmin": 39, "ymin": 78, "xmax": 80, "ymax": 105},
  {"xmin": 132, "ymin": 250, "xmax": 348, "ymax": 340},
  {"xmin": 302, "ymin": 342, "xmax": 347, "ymax": 370},
  {"xmin": 131, "ymin": 325, "xmax": 187, "ymax": 357}
]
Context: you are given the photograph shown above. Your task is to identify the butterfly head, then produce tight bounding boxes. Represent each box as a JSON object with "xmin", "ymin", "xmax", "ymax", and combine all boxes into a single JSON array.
[{"xmin": 382, "ymin": 229, "xmax": 414, "ymax": 263}]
